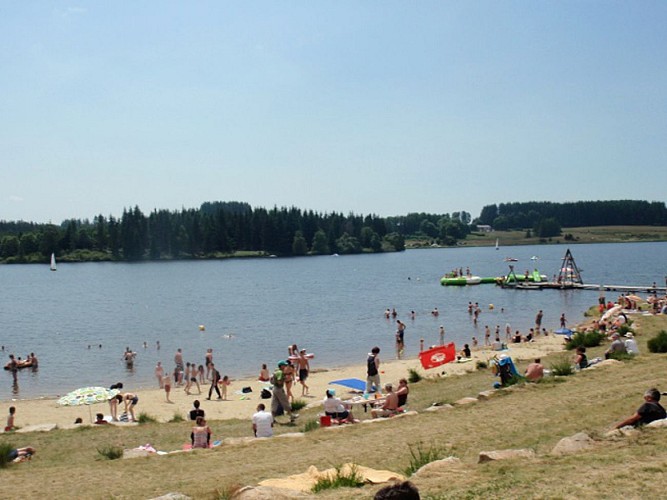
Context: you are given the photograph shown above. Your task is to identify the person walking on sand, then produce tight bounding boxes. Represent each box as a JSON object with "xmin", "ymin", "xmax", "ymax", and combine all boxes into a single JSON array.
[
  {"xmin": 207, "ymin": 363, "xmax": 222, "ymax": 400},
  {"xmin": 270, "ymin": 361, "xmax": 298, "ymax": 422},
  {"xmin": 366, "ymin": 347, "xmax": 381, "ymax": 393},
  {"xmin": 296, "ymin": 349, "xmax": 310, "ymax": 396},
  {"xmin": 560, "ymin": 313, "xmax": 567, "ymax": 329},
  {"xmin": 396, "ymin": 320, "xmax": 406, "ymax": 358}
]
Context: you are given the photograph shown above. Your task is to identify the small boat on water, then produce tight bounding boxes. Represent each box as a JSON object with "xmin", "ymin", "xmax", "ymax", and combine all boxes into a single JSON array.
[
  {"xmin": 495, "ymin": 239, "xmax": 499, "ymax": 250},
  {"xmin": 504, "ymin": 257, "xmax": 518, "ymax": 262},
  {"xmin": 50, "ymin": 253, "xmax": 57, "ymax": 271}
]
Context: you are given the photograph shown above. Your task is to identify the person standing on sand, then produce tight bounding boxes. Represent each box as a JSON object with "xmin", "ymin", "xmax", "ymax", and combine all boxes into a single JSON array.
[
  {"xmin": 296, "ymin": 349, "xmax": 310, "ymax": 396},
  {"xmin": 535, "ymin": 310, "xmax": 544, "ymax": 330},
  {"xmin": 174, "ymin": 348, "xmax": 184, "ymax": 385},
  {"xmin": 560, "ymin": 313, "xmax": 567, "ymax": 328},
  {"xmin": 155, "ymin": 361, "xmax": 164, "ymax": 388},
  {"xmin": 205, "ymin": 348, "xmax": 213, "ymax": 380},
  {"xmin": 366, "ymin": 347, "xmax": 381, "ymax": 393},
  {"xmin": 163, "ymin": 374, "xmax": 172, "ymax": 403}
]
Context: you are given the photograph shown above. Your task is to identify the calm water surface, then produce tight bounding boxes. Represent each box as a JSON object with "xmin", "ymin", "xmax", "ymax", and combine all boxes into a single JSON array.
[{"xmin": 2, "ymin": 242, "xmax": 666, "ymax": 400}]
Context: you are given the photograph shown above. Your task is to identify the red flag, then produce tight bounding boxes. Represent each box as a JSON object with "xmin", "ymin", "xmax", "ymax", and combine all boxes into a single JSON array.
[{"xmin": 419, "ymin": 342, "xmax": 457, "ymax": 370}]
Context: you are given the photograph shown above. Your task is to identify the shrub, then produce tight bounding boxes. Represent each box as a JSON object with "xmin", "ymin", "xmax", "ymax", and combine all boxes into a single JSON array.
[
  {"xmin": 648, "ymin": 330, "xmax": 667, "ymax": 353},
  {"xmin": 607, "ymin": 352, "xmax": 635, "ymax": 362},
  {"xmin": 169, "ymin": 412, "xmax": 184, "ymax": 423},
  {"xmin": 565, "ymin": 330, "xmax": 605, "ymax": 350},
  {"xmin": 0, "ymin": 442, "xmax": 15, "ymax": 468},
  {"xmin": 550, "ymin": 357, "xmax": 574, "ymax": 377},
  {"xmin": 97, "ymin": 445, "xmax": 123, "ymax": 460},
  {"xmin": 303, "ymin": 419, "xmax": 319, "ymax": 433},
  {"xmin": 311, "ymin": 464, "xmax": 365, "ymax": 492},
  {"xmin": 476, "ymin": 360, "xmax": 488, "ymax": 370},
  {"xmin": 137, "ymin": 412, "xmax": 157, "ymax": 424},
  {"xmin": 616, "ymin": 323, "xmax": 634, "ymax": 336},
  {"xmin": 290, "ymin": 399, "xmax": 307, "ymax": 412},
  {"xmin": 404, "ymin": 442, "xmax": 445, "ymax": 476},
  {"xmin": 407, "ymin": 368, "xmax": 422, "ymax": 383}
]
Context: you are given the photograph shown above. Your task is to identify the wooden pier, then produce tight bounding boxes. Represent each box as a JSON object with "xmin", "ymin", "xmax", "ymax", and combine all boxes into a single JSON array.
[{"xmin": 512, "ymin": 282, "xmax": 667, "ymax": 294}]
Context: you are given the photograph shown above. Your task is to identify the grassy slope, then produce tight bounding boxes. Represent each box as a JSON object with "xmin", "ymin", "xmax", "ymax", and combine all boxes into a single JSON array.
[{"xmin": 3, "ymin": 316, "xmax": 667, "ymax": 499}]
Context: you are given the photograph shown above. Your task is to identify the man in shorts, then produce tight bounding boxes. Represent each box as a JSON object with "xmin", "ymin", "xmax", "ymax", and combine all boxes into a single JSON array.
[{"xmin": 296, "ymin": 349, "xmax": 310, "ymax": 396}]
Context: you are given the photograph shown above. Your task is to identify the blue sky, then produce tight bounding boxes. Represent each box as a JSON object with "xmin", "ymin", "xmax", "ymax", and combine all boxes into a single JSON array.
[{"xmin": 1, "ymin": 1, "xmax": 666, "ymax": 224}]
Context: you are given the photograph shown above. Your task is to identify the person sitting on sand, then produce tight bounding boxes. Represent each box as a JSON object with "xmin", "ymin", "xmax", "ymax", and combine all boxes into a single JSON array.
[
  {"xmin": 5, "ymin": 406, "xmax": 16, "ymax": 432},
  {"xmin": 94, "ymin": 413, "xmax": 108, "ymax": 425},
  {"xmin": 191, "ymin": 416, "xmax": 212, "ymax": 448},
  {"xmin": 614, "ymin": 388, "xmax": 667, "ymax": 429},
  {"xmin": 323, "ymin": 390, "xmax": 355, "ymax": 423},
  {"xmin": 574, "ymin": 346, "xmax": 588, "ymax": 370},
  {"xmin": 395, "ymin": 378, "xmax": 410, "ymax": 407},
  {"xmin": 605, "ymin": 333, "xmax": 627, "ymax": 359},
  {"xmin": 513, "ymin": 331, "xmax": 522, "ymax": 344},
  {"xmin": 190, "ymin": 400, "xmax": 205, "ymax": 421},
  {"xmin": 252, "ymin": 403, "xmax": 274, "ymax": 438},
  {"xmin": 524, "ymin": 358, "xmax": 544, "ymax": 382},
  {"xmin": 371, "ymin": 383, "xmax": 400, "ymax": 418},
  {"xmin": 459, "ymin": 344, "xmax": 471, "ymax": 359},
  {"xmin": 258, "ymin": 363, "xmax": 270, "ymax": 382},
  {"xmin": 492, "ymin": 337, "xmax": 503, "ymax": 350}
]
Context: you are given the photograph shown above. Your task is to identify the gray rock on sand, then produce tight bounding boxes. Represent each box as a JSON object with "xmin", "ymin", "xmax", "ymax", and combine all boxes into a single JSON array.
[
  {"xmin": 232, "ymin": 485, "xmax": 313, "ymax": 499},
  {"xmin": 412, "ymin": 457, "xmax": 462, "ymax": 478},
  {"xmin": 454, "ymin": 397, "xmax": 479, "ymax": 406},
  {"xmin": 478, "ymin": 449, "xmax": 536, "ymax": 463},
  {"xmin": 551, "ymin": 432, "xmax": 595, "ymax": 456},
  {"xmin": 151, "ymin": 493, "xmax": 192, "ymax": 500},
  {"xmin": 424, "ymin": 403, "xmax": 454, "ymax": 412}
]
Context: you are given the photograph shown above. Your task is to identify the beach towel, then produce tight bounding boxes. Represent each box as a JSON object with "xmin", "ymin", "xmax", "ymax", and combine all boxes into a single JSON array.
[{"xmin": 329, "ymin": 378, "xmax": 367, "ymax": 392}]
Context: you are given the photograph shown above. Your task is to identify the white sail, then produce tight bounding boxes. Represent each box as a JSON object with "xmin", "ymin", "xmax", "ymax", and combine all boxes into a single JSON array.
[
  {"xmin": 50, "ymin": 253, "xmax": 57, "ymax": 271},
  {"xmin": 495, "ymin": 238, "xmax": 499, "ymax": 250}
]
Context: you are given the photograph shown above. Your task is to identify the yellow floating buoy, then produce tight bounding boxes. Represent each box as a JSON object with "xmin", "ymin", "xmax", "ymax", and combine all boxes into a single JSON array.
[
  {"xmin": 489, "ymin": 304, "xmax": 494, "ymax": 310},
  {"xmin": 198, "ymin": 325, "xmax": 206, "ymax": 331}
]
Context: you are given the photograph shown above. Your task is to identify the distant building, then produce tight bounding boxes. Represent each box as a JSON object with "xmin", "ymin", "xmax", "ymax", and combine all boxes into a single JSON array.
[{"xmin": 476, "ymin": 225, "xmax": 493, "ymax": 232}]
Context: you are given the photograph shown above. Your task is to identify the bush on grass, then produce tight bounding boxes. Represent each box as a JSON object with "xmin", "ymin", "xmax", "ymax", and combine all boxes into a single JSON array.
[
  {"xmin": 97, "ymin": 445, "xmax": 123, "ymax": 460},
  {"xmin": 648, "ymin": 330, "xmax": 667, "ymax": 353},
  {"xmin": 137, "ymin": 412, "xmax": 158, "ymax": 424},
  {"xmin": 291, "ymin": 399, "xmax": 307, "ymax": 412},
  {"xmin": 311, "ymin": 464, "xmax": 365, "ymax": 493},
  {"xmin": 303, "ymin": 420, "xmax": 319, "ymax": 433},
  {"xmin": 407, "ymin": 368, "xmax": 422, "ymax": 383},
  {"xmin": 404, "ymin": 441, "xmax": 445, "ymax": 476},
  {"xmin": 0, "ymin": 442, "xmax": 15, "ymax": 468},
  {"xmin": 550, "ymin": 357, "xmax": 574, "ymax": 376},
  {"xmin": 565, "ymin": 330, "xmax": 606, "ymax": 350}
]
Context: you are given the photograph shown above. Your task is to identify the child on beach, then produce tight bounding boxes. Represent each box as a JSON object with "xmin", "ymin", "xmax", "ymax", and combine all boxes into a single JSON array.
[
  {"xmin": 219, "ymin": 375, "xmax": 231, "ymax": 400},
  {"xmin": 5, "ymin": 406, "xmax": 16, "ymax": 431},
  {"xmin": 163, "ymin": 374, "xmax": 172, "ymax": 403},
  {"xmin": 258, "ymin": 364, "xmax": 270, "ymax": 382}
]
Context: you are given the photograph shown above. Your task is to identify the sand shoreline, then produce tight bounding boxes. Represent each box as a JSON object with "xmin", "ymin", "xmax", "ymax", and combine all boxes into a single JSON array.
[{"xmin": 2, "ymin": 334, "xmax": 566, "ymax": 431}]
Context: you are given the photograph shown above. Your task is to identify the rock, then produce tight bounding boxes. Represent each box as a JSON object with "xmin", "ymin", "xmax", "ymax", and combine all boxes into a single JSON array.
[
  {"xmin": 232, "ymin": 486, "xmax": 312, "ymax": 499},
  {"xmin": 478, "ymin": 449, "xmax": 536, "ymax": 463},
  {"xmin": 646, "ymin": 418, "xmax": 667, "ymax": 428},
  {"xmin": 412, "ymin": 457, "xmax": 462, "ymax": 478},
  {"xmin": 587, "ymin": 359, "xmax": 623, "ymax": 370},
  {"xmin": 122, "ymin": 448, "xmax": 152, "ymax": 459},
  {"xmin": 477, "ymin": 390, "xmax": 497, "ymax": 401},
  {"xmin": 454, "ymin": 397, "xmax": 478, "ymax": 406},
  {"xmin": 15, "ymin": 423, "xmax": 58, "ymax": 433},
  {"xmin": 605, "ymin": 426, "xmax": 639, "ymax": 438},
  {"xmin": 424, "ymin": 404, "xmax": 454, "ymax": 413},
  {"xmin": 275, "ymin": 432, "xmax": 306, "ymax": 440},
  {"xmin": 151, "ymin": 493, "xmax": 192, "ymax": 500},
  {"xmin": 551, "ymin": 432, "xmax": 595, "ymax": 456},
  {"xmin": 393, "ymin": 410, "xmax": 418, "ymax": 419}
]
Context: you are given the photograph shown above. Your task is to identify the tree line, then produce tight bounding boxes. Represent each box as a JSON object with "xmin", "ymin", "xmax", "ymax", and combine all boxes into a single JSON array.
[
  {"xmin": 0, "ymin": 202, "xmax": 472, "ymax": 263},
  {"xmin": 476, "ymin": 200, "xmax": 667, "ymax": 236}
]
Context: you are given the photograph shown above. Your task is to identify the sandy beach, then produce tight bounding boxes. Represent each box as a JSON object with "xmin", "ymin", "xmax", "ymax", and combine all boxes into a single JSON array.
[{"xmin": 3, "ymin": 334, "xmax": 566, "ymax": 431}]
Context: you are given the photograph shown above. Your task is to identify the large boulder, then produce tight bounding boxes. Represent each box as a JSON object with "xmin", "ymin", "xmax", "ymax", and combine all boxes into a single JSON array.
[
  {"xmin": 551, "ymin": 432, "xmax": 595, "ymax": 456},
  {"xmin": 232, "ymin": 486, "xmax": 312, "ymax": 499},
  {"xmin": 478, "ymin": 449, "xmax": 536, "ymax": 463},
  {"xmin": 412, "ymin": 457, "xmax": 462, "ymax": 478},
  {"xmin": 646, "ymin": 419, "xmax": 667, "ymax": 428}
]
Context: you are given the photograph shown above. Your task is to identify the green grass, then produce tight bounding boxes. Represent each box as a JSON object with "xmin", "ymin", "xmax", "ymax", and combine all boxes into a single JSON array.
[
  {"xmin": 407, "ymin": 368, "xmax": 422, "ymax": 383},
  {"xmin": 96, "ymin": 445, "xmax": 123, "ymax": 460},
  {"xmin": 404, "ymin": 441, "xmax": 446, "ymax": 476},
  {"xmin": 137, "ymin": 412, "xmax": 158, "ymax": 424},
  {"xmin": 550, "ymin": 356, "xmax": 575, "ymax": 376},
  {"xmin": 303, "ymin": 419, "xmax": 320, "ymax": 433},
  {"xmin": 0, "ymin": 442, "xmax": 15, "ymax": 468},
  {"xmin": 291, "ymin": 399, "xmax": 307, "ymax": 411},
  {"xmin": 311, "ymin": 464, "xmax": 365, "ymax": 493}
]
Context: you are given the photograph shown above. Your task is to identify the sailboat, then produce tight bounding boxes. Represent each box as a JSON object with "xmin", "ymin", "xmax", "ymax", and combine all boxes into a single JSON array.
[
  {"xmin": 50, "ymin": 253, "xmax": 57, "ymax": 271},
  {"xmin": 495, "ymin": 238, "xmax": 499, "ymax": 250}
]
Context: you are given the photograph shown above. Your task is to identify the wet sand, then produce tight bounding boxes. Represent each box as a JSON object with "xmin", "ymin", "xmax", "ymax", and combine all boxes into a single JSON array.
[{"xmin": 3, "ymin": 334, "xmax": 565, "ymax": 431}]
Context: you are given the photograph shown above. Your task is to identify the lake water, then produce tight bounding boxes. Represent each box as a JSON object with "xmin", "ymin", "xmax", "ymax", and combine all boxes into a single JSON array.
[{"xmin": 2, "ymin": 241, "xmax": 666, "ymax": 400}]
